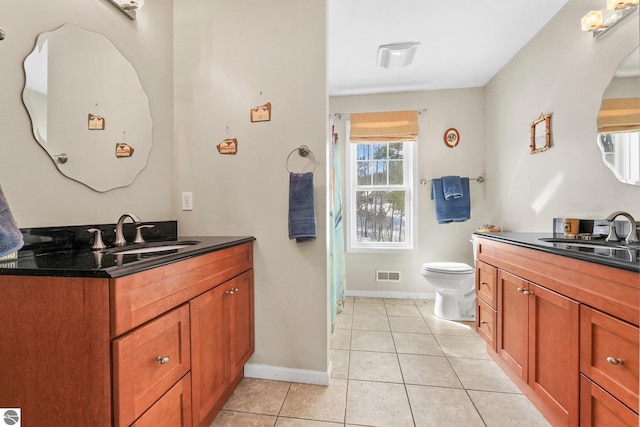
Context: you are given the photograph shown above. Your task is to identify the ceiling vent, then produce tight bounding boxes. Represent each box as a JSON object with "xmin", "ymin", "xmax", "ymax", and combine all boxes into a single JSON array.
[{"xmin": 377, "ymin": 42, "xmax": 420, "ymax": 68}]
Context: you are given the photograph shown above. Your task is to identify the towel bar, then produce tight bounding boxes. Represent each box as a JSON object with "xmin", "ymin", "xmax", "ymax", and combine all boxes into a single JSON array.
[
  {"xmin": 286, "ymin": 145, "xmax": 317, "ymax": 174},
  {"xmin": 420, "ymin": 176, "xmax": 484, "ymax": 185}
]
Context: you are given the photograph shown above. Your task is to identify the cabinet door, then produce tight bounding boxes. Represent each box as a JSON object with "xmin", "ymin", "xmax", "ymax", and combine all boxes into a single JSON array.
[
  {"xmin": 528, "ymin": 283, "xmax": 579, "ymax": 427},
  {"xmin": 132, "ymin": 374, "xmax": 192, "ymax": 427},
  {"xmin": 229, "ymin": 270, "xmax": 255, "ymax": 378},
  {"xmin": 497, "ymin": 270, "xmax": 529, "ymax": 381},
  {"xmin": 580, "ymin": 375, "xmax": 639, "ymax": 427},
  {"xmin": 190, "ymin": 285, "xmax": 230, "ymax": 427}
]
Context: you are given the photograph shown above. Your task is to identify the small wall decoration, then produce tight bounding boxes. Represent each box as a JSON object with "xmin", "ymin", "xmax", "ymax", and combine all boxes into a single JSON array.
[
  {"xmin": 443, "ymin": 128, "xmax": 460, "ymax": 148},
  {"xmin": 250, "ymin": 102, "xmax": 271, "ymax": 122},
  {"xmin": 115, "ymin": 142, "xmax": 134, "ymax": 158},
  {"xmin": 88, "ymin": 113, "xmax": 105, "ymax": 130},
  {"xmin": 217, "ymin": 138, "xmax": 238, "ymax": 155},
  {"xmin": 530, "ymin": 113, "xmax": 552, "ymax": 154}
]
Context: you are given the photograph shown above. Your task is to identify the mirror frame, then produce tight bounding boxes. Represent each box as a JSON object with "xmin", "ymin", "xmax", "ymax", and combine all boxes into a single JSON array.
[{"xmin": 530, "ymin": 113, "xmax": 552, "ymax": 154}]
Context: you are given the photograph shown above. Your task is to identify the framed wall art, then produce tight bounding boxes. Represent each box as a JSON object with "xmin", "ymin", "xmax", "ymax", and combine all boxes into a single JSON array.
[{"xmin": 530, "ymin": 113, "xmax": 552, "ymax": 154}]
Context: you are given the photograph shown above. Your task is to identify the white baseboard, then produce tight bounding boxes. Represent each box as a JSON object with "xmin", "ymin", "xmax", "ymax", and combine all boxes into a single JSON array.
[
  {"xmin": 244, "ymin": 362, "xmax": 332, "ymax": 386},
  {"xmin": 345, "ymin": 289, "xmax": 436, "ymax": 300}
]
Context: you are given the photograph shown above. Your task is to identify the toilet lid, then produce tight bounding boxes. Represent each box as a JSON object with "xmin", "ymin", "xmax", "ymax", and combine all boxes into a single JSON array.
[{"xmin": 422, "ymin": 262, "xmax": 474, "ymax": 275}]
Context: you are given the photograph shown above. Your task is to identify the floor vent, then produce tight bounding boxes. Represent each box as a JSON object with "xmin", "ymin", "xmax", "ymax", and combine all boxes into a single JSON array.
[{"xmin": 376, "ymin": 271, "xmax": 401, "ymax": 282}]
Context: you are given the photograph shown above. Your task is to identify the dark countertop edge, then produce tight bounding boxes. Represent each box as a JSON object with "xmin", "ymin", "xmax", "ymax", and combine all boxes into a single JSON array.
[
  {"xmin": 0, "ymin": 236, "xmax": 256, "ymax": 279},
  {"xmin": 474, "ymin": 232, "xmax": 640, "ymax": 273}
]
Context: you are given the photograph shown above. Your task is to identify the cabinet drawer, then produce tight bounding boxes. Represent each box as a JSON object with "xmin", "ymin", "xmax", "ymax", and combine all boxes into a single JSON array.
[
  {"xmin": 476, "ymin": 260, "xmax": 497, "ymax": 309},
  {"xmin": 580, "ymin": 375, "xmax": 638, "ymax": 426},
  {"xmin": 580, "ymin": 305, "xmax": 639, "ymax": 411},
  {"xmin": 111, "ymin": 242, "xmax": 253, "ymax": 336},
  {"xmin": 476, "ymin": 298, "xmax": 496, "ymax": 352},
  {"xmin": 113, "ymin": 304, "xmax": 191, "ymax": 427},
  {"xmin": 132, "ymin": 373, "xmax": 192, "ymax": 427}
]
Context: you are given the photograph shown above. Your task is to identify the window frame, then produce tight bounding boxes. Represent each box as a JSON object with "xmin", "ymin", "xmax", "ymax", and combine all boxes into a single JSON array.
[{"xmin": 345, "ymin": 121, "xmax": 417, "ymax": 254}]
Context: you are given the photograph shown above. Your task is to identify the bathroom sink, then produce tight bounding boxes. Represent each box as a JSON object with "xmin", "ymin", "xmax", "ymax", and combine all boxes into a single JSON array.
[{"xmin": 103, "ymin": 240, "xmax": 200, "ymax": 255}]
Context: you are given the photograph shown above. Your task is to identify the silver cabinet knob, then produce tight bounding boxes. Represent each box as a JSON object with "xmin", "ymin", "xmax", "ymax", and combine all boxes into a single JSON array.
[
  {"xmin": 517, "ymin": 287, "xmax": 525, "ymax": 293},
  {"xmin": 606, "ymin": 356, "xmax": 623, "ymax": 365},
  {"xmin": 523, "ymin": 290, "xmax": 534, "ymax": 296},
  {"xmin": 157, "ymin": 356, "xmax": 170, "ymax": 365},
  {"xmin": 226, "ymin": 289, "xmax": 235, "ymax": 295}
]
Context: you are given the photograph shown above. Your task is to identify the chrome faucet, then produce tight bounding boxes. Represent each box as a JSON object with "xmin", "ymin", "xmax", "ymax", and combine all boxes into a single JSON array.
[
  {"xmin": 605, "ymin": 211, "xmax": 639, "ymax": 244},
  {"xmin": 114, "ymin": 213, "xmax": 141, "ymax": 246}
]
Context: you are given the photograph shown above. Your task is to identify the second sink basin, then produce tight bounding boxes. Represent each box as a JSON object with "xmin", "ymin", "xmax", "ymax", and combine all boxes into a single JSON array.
[{"xmin": 103, "ymin": 240, "xmax": 200, "ymax": 255}]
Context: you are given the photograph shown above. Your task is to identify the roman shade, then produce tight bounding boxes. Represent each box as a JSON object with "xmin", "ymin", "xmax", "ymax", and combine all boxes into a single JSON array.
[
  {"xmin": 350, "ymin": 110, "xmax": 419, "ymax": 142},
  {"xmin": 597, "ymin": 97, "xmax": 640, "ymax": 134}
]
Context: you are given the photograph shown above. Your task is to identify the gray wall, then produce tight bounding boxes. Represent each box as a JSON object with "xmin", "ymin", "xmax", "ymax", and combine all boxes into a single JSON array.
[{"xmin": 1, "ymin": 0, "xmax": 174, "ymax": 226}]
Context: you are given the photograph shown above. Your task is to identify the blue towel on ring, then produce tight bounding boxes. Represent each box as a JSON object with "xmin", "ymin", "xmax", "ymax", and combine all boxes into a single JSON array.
[
  {"xmin": 0, "ymin": 186, "xmax": 24, "ymax": 257},
  {"xmin": 288, "ymin": 172, "xmax": 317, "ymax": 243},
  {"xmin": 442, "ymin": 175, "xmax": 463, "ymax": 200},
  {"xmin": 431, "ymin": 178, "xmax": 470, "ymax": 224}
]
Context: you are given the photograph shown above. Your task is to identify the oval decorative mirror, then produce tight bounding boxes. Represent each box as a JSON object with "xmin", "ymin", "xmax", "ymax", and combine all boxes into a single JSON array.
[
  {"xmin": 596, "ymin": 46, "xmax": 640, "ymax": 186},
  {"xmin": 22, "ymin": 24, "xmax": 153, "ymax": 192}
]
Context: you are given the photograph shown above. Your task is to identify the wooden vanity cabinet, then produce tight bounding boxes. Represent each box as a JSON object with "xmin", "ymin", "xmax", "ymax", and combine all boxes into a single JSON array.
[
  {"xmin": 475, "ymin": 236, "xmax": 638, "ymax": 427},
  {"xmin": 475, "ymin": 260, "xmax": 498, "ymax": 350},
  {"xmin": 0, "ymin": 241, "xmax": 254, "ymax": 427}
]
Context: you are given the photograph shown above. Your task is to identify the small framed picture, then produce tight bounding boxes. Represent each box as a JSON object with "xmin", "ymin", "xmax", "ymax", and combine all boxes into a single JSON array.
[
  {"xmin": 530, "ymin": 113, "xmax": 552, "ymax": 154},
  {"xmin": 443, "ymin": 128, "xmax": 460, "ymax": 148}
]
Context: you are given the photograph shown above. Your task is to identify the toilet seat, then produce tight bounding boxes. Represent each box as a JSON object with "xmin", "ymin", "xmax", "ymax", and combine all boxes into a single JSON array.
[{"xmin": 421, "ymin": 262, "xmax": 474, "ymax": 275}]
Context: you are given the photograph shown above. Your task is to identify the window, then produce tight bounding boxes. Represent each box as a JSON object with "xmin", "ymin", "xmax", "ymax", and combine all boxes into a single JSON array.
[{"xmin": 346, "ymin": 124, "xmax": 416, "ymax": 253}]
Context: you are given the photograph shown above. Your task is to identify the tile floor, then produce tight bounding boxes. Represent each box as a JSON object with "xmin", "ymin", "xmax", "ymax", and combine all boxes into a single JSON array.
[{"xmin": 212, "ymin": 297, "xmax": 550, "ymax": 426}]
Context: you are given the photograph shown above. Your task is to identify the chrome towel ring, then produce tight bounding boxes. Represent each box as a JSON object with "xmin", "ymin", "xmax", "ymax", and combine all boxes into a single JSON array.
[{"xmin": 286, "ymin": 145, "xmax": 317, "ymax": 174}]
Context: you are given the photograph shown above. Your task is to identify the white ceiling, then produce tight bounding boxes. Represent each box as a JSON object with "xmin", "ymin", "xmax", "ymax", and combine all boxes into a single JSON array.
[{"xmin": 328, "ymin": 0, "xmax": 571, "ymax": 96}]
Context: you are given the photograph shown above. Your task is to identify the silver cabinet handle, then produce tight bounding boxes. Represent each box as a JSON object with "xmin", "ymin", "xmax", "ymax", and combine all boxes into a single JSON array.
[
  {"xmin": 233, "ymin": 288, "xmax": 239, "ymax": 292},
  {"xmin": 517, "ymin": 287, "xmax": 525, "ymax": 293},
  {"xmin": 157, "ymin": 356, "xmax": 170, "ymax": 365},
  {"xmin": 523, "ymin": 290, "xmax": 533, "ymax": 296},
  {"xmin": 606, "ymin": 356, "xmax": 623, "ymax": 365},
  {"xmin": 226, "ymin": 289, "xmax": 235, "ymax": 295}
]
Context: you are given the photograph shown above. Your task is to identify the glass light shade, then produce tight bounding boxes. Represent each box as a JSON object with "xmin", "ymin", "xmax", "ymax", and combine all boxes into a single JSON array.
[
  {"xmin": 607, "ymin": 0, "xmax": 638, "ymax": 10},
  {"xmin": 581, "ymin": 11, "xmax": 604, "ymax": 31}
]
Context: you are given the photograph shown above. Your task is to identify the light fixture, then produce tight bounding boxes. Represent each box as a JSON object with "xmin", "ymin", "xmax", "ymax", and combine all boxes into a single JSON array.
[
  {"xmin": 582, "ymin": 1, "xmax": 638, "ymax": 38},
  {"xmin": 377, "ymin": 42, "xmax": 420, "ymax": 69},
  {"xmin": 106, "ymin": 0, "xmax": 144, "ymax": 20}
]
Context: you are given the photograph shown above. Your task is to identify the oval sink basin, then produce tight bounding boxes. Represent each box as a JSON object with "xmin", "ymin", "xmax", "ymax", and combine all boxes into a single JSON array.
[{"xmin": 103, "ymin": 240, "xmax": 200, "ymax": 255}]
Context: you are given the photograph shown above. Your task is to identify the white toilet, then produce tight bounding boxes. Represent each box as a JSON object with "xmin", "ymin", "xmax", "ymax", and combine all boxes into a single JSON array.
[{"xmin": 421, "ymin": 262, "xmax": 476, "ymax": 321}]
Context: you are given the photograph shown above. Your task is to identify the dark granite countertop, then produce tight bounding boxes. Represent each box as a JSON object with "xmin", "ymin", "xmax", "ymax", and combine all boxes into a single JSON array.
[
  {"xmin": 0, "ymin": 222, "xmax": 255, "ymax": 278},
  {"xmin": 474, "ymin": 231, "xmax": 640, "ymax": 273}
]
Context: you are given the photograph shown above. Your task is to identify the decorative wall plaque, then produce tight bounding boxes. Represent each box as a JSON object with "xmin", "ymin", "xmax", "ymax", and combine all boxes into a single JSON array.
[
  {"xmin": 443, "ymin": 128, "xmax": 460, "ymax": 148},
  {"xmin": 217, "ymin": 138, "xmax": 238, "ymax": 155},
  {"xmin": 250, "ymin": 102, "xmax": 271, "ymax": 122},
  {"xmin": 115, "ymin": 142, "xmax": 134, "ymax": 158},
  {"xmin": 88, "ymin": 113, "xmax": 105, "ymax": 130}
]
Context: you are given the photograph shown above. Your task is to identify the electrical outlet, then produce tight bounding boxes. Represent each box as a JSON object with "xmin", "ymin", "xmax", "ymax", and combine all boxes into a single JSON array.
[{"xmin": 182, "ymin": 192, "xmax": 193, "ymax": 211}]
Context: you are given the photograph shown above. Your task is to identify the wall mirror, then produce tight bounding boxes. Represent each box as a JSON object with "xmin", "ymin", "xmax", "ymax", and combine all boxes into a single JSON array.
[
  {"xmin": 22, "ymin": 24, "xmax": 153, "ymax": 192},
  {"xmin": 596, "ymin": 46, "xmax": 640, "ymax": 186}
]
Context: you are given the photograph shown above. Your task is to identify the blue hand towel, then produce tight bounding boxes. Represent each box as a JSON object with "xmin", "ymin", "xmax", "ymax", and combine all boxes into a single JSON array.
[
  {"xmin": 431, "ymin": 178, "xmax": 470, "ymax": 224},
  {"xmin": 0, "ymin": 186, "xmax": 24, "ymax": 257},
  {"xmin": 288, "ymin": 172, "xmax": 317, "ymax": 243},
  {"xmin": 442, "ymin": 175, "xmax": 463, "ymax": 200}
]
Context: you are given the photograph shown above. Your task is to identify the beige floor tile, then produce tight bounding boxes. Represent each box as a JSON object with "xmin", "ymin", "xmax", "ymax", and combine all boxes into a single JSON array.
[
  {"xmin": 354, "ymin": 296, "xmax": 384, "ymax": 303},
  {"xmin": 353, "ymin": 302, "xmax": 387, "ymax": 315},
  {"xmin": 330, "ymin": 328, "xmax": 351, "ymax": 350},
  {"xmin": 350, "ymin": 330, "xmax": 396, "ymax": 352},
  {"xmin": 333, "ymin": 313, "xmax": 352, "ymax": 330},
  {"xmin": 279, "ymin": 379, "xmax": 347, "ymax": 424},
  {"xmin": 210, "ymin": 410, "xmax": 277, "ymax": 427},
  {"xmin": 342, "ymin": 302, "xmax": 353, "ymax": 314},
  {"xmin": 398, "ymin": 354, "xmax": 463, "ymax": 388},
  {"xmin": 348, "ymin": 350, "xmax": 403, "ymax": 383},
  {"xmin": 275, "ymin": 417, "xmax": 343, "ymax": 426},
  {"xmin": 434, "ymin": 334, "xmax": 490, "ymax": 359},
  {"xmin": 393, "ymin": 332, "xmax": 444, "ymax": 356},
  {"xmin": 468, "ymin": 390, "xmax": 551, "ymax": 426},
  {"xmin": 389, "ymin": 316, "xmax": 430, "ymax": 333},
  {"xmin": 448, "ymin": 357, "xmax": 521, "ymax": 393},
  {"xmin": 415, "ymin": 299, "xmax": 435, "ymax": 316},
  {"xmin": 352, "ymin": 314, "xmax": 390, "ymax": 331},
  {"xmin": 425, "ymin": 316, "xmax": 477, "ymax": 336},
  {"xmin": 223, "ymin": 378, "xmax": 290, "ymax": 415},
  {"xmin": 406, "ymin": 385, "xmax": 485, "ymax": 427},
  {"xmin": 330, "ymin": 349, "xmax": 349, "ymax": 379},
  {"xmin": 385, "ymin": 304, "xmax": 422, "ymax": 317},
  {"xmin": 346, "ymin": 380, "xmax": 414, "ymax": 426},
  {"xmin": 384, "ymin": 298, "xmax": 416, "ymax": 305},
  {"xmin": 344, "ymin": 296, "xmax": 355, "ymax": 303}
]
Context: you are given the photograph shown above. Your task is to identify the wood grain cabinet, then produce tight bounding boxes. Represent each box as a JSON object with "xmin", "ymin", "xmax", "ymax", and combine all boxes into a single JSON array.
[
  {"xmin": 0, "ymin": 241, "xmax": 254, "ymax": 427},
  {"xmin": 475, "ymin": 236, "xmax": 639, "ymax": 427},
  {"xmin": 475, "ymin": 260, "xmax": 497, "ymax": 351}
]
